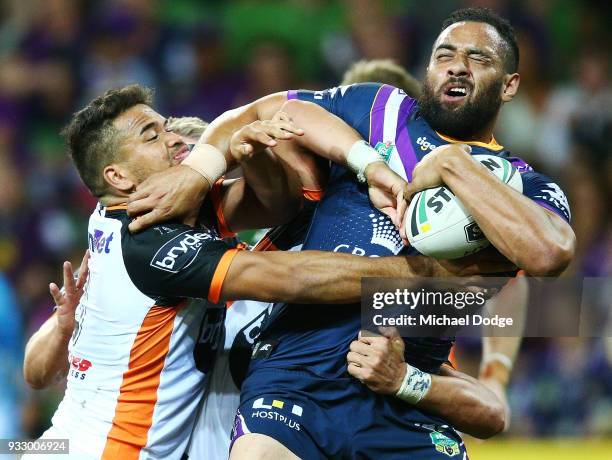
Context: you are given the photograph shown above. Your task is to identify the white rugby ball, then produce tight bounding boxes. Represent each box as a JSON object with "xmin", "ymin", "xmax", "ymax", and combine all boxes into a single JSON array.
[{"xmin": 404, "ymin": 154, "xmax": 523, "ymax": 259}]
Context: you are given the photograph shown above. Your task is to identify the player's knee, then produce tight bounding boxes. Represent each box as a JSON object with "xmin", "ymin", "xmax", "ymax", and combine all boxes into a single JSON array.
[{"xmin": 230, "ymin": 433, "xmax": 301, "ymax": 460}]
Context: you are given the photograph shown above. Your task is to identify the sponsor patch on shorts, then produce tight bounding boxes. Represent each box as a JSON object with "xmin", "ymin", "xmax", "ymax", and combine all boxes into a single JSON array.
[
  {"xmin": 249, "ymin": 398, "xmax": 303, "ymax": 431},
  {"xmin": 429, "ymin": 431, "xmax": 460, "ymax": 457}
]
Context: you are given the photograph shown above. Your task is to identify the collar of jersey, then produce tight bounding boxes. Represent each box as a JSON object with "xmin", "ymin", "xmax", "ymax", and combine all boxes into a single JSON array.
[
  {"xmin": 105, "ymin": 203, "xmax": 128, "ymax": 211},
  {"xmin": 435, "ymin": 131, "xmax": 504, "ymax": 151}
]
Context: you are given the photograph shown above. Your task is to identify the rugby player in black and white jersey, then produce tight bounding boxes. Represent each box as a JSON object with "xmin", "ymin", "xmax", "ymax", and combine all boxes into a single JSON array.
[{"xmin": 23, "ymin": 85, "xmax": 434, "ymax": 459}]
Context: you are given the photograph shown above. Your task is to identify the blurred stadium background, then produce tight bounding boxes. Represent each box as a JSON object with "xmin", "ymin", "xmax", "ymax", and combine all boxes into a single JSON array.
[{"xmin": 0, "ymin": 0, "xmax": 609, "ymax": 458}]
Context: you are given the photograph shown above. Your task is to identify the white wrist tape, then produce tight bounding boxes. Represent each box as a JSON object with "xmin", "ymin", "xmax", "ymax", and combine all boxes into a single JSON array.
[
  {"xmin": 395, "ymin": 363, "xmax": 432, "ymax": 404},
  {"xmin": 182, "ymin": 143, "xmax": 227, "ymax": 188},
  {"xmin": 346, "ymin": 140, "xmax": 385, "ymax": 183},
  {"xmin": 481, "ymin": 352, "xmax": 513, "ymax": 371}
]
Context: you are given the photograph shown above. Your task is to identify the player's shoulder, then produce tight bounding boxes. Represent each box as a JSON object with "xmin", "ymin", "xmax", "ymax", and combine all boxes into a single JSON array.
[
  {"xmin": 120, "ymin": 219, "xmax": 220, "ymax": 268},
  {"xmin": 294, "ymin": 82, "xmax": 394, "ymax": 109},
  {"xmin": 504, "ymin": 154, "xmax": 571, "ymax": 222}
]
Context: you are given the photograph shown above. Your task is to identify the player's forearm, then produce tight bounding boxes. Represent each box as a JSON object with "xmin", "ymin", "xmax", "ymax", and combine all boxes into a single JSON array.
[
  {"xmin": 438, "ymin": 151, "xmax": 575, "ymax": 275},
  {"xmin": 201, "ymin": 93, "xmax": 288, "ymax": 162},
  {"xmin": 23, "ymin": 315, "xmax": 70, "ymax": 389},
  {"xmin": 239, "ymin": 148, "xmax": 302, "ymax": 225},
  {"xmin": 291, "ymin": 253, "xmax": 433, "ymax": 304},
  {"xmin": 221, "ymin": 251, "xmax": 433, "ymax": 304},
  {"xmin": 280, "ymin": 99, "xmax": 363, "ymax": 167},
  {"xmin": 418, "ymin": 367, "xmax": 506, "ymax": 439}
]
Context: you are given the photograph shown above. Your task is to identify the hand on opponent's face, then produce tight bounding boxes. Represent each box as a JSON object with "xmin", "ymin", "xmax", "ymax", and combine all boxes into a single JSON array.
[{"xmin": 127, "ymin": 165, "xmax": 209, "ymax": 232}]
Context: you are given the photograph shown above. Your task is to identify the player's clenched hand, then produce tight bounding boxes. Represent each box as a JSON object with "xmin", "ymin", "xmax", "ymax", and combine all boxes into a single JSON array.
[
  {"xmin": 347, "ymin": 328, "xmax": 407, "ymax": 395},
  {"xmin": 127, "ymin": 165, "xmax": 208, "ymax": 232},
  {"xmin": 407, "ymin": 144, "xmax": 471, "ymax": 201},
  {"xmin": 50, "ymin": 250, "xmax": 89, "ymax": 339},
  {"xmin": 230, "ymin": 111, "xmax": 304, "ymax": 162},
  {"xmin": 364, "ymin": 162, "xmax": 410, "ymax": 243}
]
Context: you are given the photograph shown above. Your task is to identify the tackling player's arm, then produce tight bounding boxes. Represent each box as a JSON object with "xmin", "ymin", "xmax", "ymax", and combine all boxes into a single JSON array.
[
  {"xmin": 127, "ymin": 223, "xmax": 432, "ymax": 305},
  {"xmin": 23, "ymin": 252, "xmax": 89, "ymax": 389},
  {"xmin": 347, "ymin": 331, "xmax": 506, "ymax": 439},
  {"xmin": 408, "ymin": 144, "xmax": 575, "ymax": 276},
  {"xmin": 124, "ymin": 216, "xmax": 516, "ymax": 306}
]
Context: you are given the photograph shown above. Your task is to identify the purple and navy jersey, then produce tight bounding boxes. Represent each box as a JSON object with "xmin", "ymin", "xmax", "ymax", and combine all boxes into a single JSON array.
[
  {"xmin": 252, "ymin": 83, "xmax": 570, "ymax": 379},
  {"xmin": 289, "ymin": 83, "xmax": 570, "ymax": 222}
]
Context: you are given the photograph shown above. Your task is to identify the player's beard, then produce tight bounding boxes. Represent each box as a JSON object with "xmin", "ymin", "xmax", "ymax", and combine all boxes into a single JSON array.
[{"xmin": 419, "ymin": 75, "xmax": 503, "ymax": 140}]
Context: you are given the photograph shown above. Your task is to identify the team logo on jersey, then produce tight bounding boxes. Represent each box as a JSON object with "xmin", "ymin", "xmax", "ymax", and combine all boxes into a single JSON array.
[
  {"xmin": 429, "ymin": 431, "xmax": 460, "ymax": 457},
  {"xmin": 374, "ymin": 141, "xmax": 395, "ymax": 162},
  {"xmin": 88, "ymin": 229, "xmax": 113, "ymax": 254},
  {"xmin": 417, "ymin": 136, "xmax": 438, "ymax": 151},
  {"xmin": 369, "ymin": 214, "xmax": 404, "ymax": 254},
  {"xmin": 150, "ymin": 230, "xmax": 213, "ymax": 273},
  {"xmin": 537, "ymin": 183, "xmax": 571, "ymax": 220}
]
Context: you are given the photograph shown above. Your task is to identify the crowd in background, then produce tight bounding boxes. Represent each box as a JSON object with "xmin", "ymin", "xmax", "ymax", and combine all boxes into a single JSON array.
[{"xmin": 0, "ymin": 0, "xmax": 610, "ymax": 439}]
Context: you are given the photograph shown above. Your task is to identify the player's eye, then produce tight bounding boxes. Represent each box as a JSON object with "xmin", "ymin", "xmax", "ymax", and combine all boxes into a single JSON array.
[
  {"xmin": 148, "ymin": 133, "xmax": 159, "ymax": 142},
  {"xmin": 470, "ymin": 55, "xmax": 489, "ymax": 64},
  {"xmin": 436, "ymin": 53, "xmax": 452, "ymax": 61}
]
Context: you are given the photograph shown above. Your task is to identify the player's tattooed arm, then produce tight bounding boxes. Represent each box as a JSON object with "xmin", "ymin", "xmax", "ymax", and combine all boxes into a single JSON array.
[
  {"xmin": 407, "ymin": 144, "xmax": 576, "ymax": 276},
  {"xmin": 23, "ymin": 251, "xmax": 89, "ymax": 389},
  {"xmin": 347, "ymin": 329, "xmax": 506, "ymax": 439}
]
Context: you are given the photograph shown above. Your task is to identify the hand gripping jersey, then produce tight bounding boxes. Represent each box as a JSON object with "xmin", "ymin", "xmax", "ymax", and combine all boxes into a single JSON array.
[{"xmin": 40, "ymin": 203, "xmax": 236, "ymax": 460}]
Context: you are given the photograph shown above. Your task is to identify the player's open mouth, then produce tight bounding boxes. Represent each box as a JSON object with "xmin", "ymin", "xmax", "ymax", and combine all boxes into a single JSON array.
[
  {"xmin": 442, "ymin": 84, "xmax": 470, "ymax": 103},
  {"xmin": 173, "ymin": 145, "xmax": 191, "ymax": 163}
]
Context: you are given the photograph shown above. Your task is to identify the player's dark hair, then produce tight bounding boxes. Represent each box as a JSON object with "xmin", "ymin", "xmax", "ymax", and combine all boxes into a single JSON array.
[
  {"xmin": 61, "ymin": 84, "xmax": 154, "ymax": 197},
  {"xmin": 441, "ymin": 7, "xmax": 519, "ymax": 73}
]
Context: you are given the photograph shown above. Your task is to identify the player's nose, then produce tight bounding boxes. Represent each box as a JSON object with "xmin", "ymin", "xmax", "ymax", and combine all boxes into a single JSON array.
[
  {"xmin": 446, "ymin": 56, "xmax": 470, "ymax": 78},
  {"xmin": 165, "ymin": 130, "xmax": 183, "ymax": 147}
]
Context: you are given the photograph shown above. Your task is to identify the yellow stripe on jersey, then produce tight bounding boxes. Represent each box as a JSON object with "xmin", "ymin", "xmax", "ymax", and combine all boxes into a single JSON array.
[{"xmin": 436, "ymin": 131, "xmax": 504, "ymax": 151}]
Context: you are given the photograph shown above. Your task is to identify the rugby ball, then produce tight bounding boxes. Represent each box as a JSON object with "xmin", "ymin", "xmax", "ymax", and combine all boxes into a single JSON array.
[{"xmin": 404, "ymin": 154, "xmax": 522, "ymax": 259}]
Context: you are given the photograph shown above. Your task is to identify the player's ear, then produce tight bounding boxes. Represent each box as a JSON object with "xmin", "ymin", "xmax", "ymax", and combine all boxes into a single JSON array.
[
  {"xmin": 501, "ymin": 73, "xmax": 520, "ymax": 102},
  {"xmin": 103, "ymin": 163, "xmax": 135, "ymax": 194}
]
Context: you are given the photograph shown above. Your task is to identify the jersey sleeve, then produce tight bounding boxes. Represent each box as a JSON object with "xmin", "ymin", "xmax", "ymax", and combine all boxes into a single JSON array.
[
  {"xmin": 122, "ymin": 223, "xmax": 240, "ymax": 304},
  {"xmin": 521, "ymin": 171, "xmax": 571, "ymax": 222},
  {"xmin": 287, "ymin": 83, "xmax": 384, "ymax": 131},
  {"xmin": 197, "ymin": 178, "xmax": 236, "ymax": 238}
]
